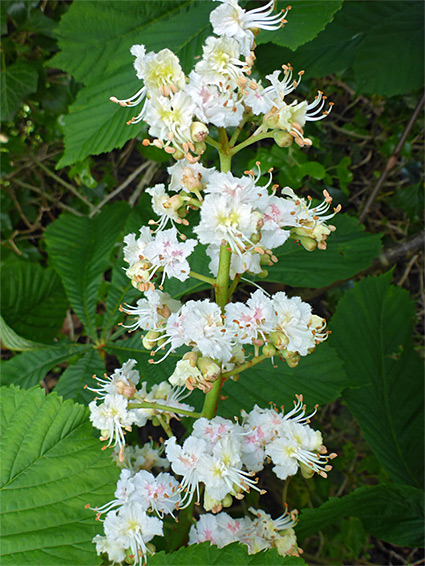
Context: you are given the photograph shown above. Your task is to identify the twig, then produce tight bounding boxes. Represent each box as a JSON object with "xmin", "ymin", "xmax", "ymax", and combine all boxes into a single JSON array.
[
  {"xmin": 397, "ymin": 254, "xmax": 419, "ymax": 286},
  {"xmin": 129, "ymin": 162, "xmax": 159, "ymax": 207},
  {"xmin": 30, "ymin": 156, "xmax": 100, "ymax": 213},
  {"xmin": 359, "ymin": 91, "xmax": 425, "ymax": 222},
  {"xmin": 89, "ymin": 160, "xmax": 152, "ymax": 217},
  {"xmin": 13, "ymin": 179, "xmax": 83, "ymax": 216}
]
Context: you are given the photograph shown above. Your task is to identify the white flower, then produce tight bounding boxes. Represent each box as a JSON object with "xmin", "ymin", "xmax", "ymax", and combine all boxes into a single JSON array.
[
  {"xmin": 210, "ymin": 0, "xmax": 288, "ymax": 56},
  {"xmin": 189, "ymin": 512, "xmax": 244, "ymax": 547},
  {"xmin": 143, "ymin": 227, "xmax": 197, "ymax": 285},
  {"xmin": 165, "ymin": 436, "xmax": 206, "ymax": 506},
  {"xmin": 103, "ymin": 502, "xmax": 163, "ymax": 566},
  {"xmin": 131, "ymin": 46, "xmax": 185, "ymax": 94},
  {"xmin": 86, "ymin": 359, "xmax": 140, "ymax": 400},
  {"xmin": 192, "ymin": 416, "xmax": 242, "ymax": 448},
  {"xmin": 113, "ymin": 442, "xmax": 169, "ymax": 472},
  {"xmin": 182, "ymin": 299, "xmax": 234, "ymax": 362},
  {"xmin": 243, "ymin": 77, "xmax": 275, "ymax": 115},
  {"xmin": 205, "ymin": 170, "xmax": 269, "ymax": 209},
  {"xmin": 144, "ymin": 91, "xmax": 196, "ymax": 156},
  {"xmin": 169, "ymin": 358, "xmax": 203, "ymax": 388},
  {"xmin": 93, "ymin": 534, "xmax": 126, "ymax": 564},
  {"xmin": 133, "ymin": 470, "xmax": 181, "ymax": 517},
  {"xmin": 187, "ymin": 71, "xmax": 244, "ymax": 128},
  {"xmin": 195, "ymin": 36, "xmax": 248, "ymax": 85},
  {"xmin": 123, "ymin": 226, "xmax": 153, "ymax": 267},
  {"xmin": 121, "ymin": 288, "xmax": 181, "ymax": 332},
  {"xmin": 89, "ymin": 394, "xmax": 136, "ymax": 462},
  {"xmin": 272, "ymin": 292, "xmax": 315, "ymax": 356},
  {"xmin": 225, "ymin": 289, "xmax": 275, "ymax": 345},
  {"xmin": 168, "ymin": 159, "xmax": 215, "ymax": 193}
]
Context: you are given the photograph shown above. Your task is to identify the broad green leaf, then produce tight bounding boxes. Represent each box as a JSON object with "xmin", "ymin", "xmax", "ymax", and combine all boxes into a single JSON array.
[
  {"xmin": 329, "ymin": 273, "xmax": 424, "ymax": 488},
  {"xmin": 256, "ymin": 0, "xmax": 343, "ymax": 51},
  {"xmin": 150, "ymin": 542, "xmax": 306, "ymax": 565},
  {"xmin": 44, "ymin": 202, "xmax": 130, "ymax": 340},
  {"xmin": 220, "ymin": 344, "xmax": 348, "ymax": 418},
  {"xmin": 0, "ymin": 386, "xmax": 119, "ymax": 565},
  {"xmin": 1, "ymin": 343, "xmax": 90, "ymax": 388},
  {"xmin": 54, "ymin": 349, "xmax": 106, "ymax": 404},
  {"xmin": 0, "ymin": 315, "xmax": 46, "ymax": 351},
  {"xmin": 1, "ymin": 263, "xmax": 68, "ymax": 344},
  {"xmin": 297, "ymin": 484, "xmax": 424, "ymax": 548},
  {"xmin": 265, "ymin": 214, "xmax": 382, "ymax": 288},
  {"xmin": 51, "ymin": 1, "xmax": 212, "ymax": 167},
  {"xmin": 353, "ymin": 3, "xmax": 424, "ymax": 96},
  {"xmin": 0, "ymin": 62, "xmax": 38, "ymax": 121}
]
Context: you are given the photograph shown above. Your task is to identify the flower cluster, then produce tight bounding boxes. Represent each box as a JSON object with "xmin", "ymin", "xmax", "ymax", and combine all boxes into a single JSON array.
[
  {"xmin": 88, "ymin": 360, "xmax": 194, "ymax": 459},
  {"xmin": 112, "ymin": 0, "xmax": 332, "ymax": 159},
  {"xmin": 189, "ymin": 506, "xmax": 300, "ymax": 557},
  {"xmin": 89, "ymin": 0, "xmax": 341, "ymax": 563}
]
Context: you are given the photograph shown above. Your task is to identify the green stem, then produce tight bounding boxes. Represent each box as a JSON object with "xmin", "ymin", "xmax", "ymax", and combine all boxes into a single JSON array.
[
  {"xmin": 189, "ymin": 270, "xmax": 216, "ymax": 285},
  {"xmin": 222, "ymin": 354, "xmax": 267, "ymax": 380},
  {"xmin": 227, "ymin": 273, "xmax": 242, "ymax": 301},
  {"xmin": 230, "ymin": 131, "xmax": 275, "ymax": 157},
  {"xmin": 218, "ymin": 128, "xmax": 231, "ymax": 172},
  {"xmin": 214, "ymin": 243, "xmax": 232, "ymax": 307},
  {"xmin": 129, "ymin": 401, "xmax": 202, "ymax": 419},
  {"xmin": 229, "ymin": 113, "xmax": 251, "ymax": 147},
  {"xmin": 157, "ymin": 415, "xmax": 173, "ymax": 438},
  {"xmin": 204, "ymin": 135, "xmax": 221, "ymax": 151}
]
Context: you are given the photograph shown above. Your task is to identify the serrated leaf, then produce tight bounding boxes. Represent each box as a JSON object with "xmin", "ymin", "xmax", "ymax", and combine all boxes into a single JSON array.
[
  {"xmin": 0, "ymin": 62, "xmax": 38, "ymax": 121},
  {"xmin": 297, "ymin": 484, "xmax": 424, "ymax": 548},
  {"xmin": 1, "ymin": 343, "xmax": 90, "ymax": 388},
  {"xmin": 329, "ymin": 272, "xmax": 424, "ymax": 488},
  {"xmin": 149, "ymin": 541, "xmax": 306, "ymax": 565},
  {"xmin": 44, "ymin": 202, "xmax": 130, "ymax": 340},
  {"xmin": 256, "ymin": 0, "xmax": 343, "ymax": 51},
  {"xmin": 51, "ymin": 1, "xmax": 212, "ymax": 167},
  {"xmin": 0, "ymin": 315, "xmax": 45, "ymax": 351},
  {"xmin": 0, "ymin": 386, "xmax": 119, "ymax": 565},
  {"xmin": 353, "ymin": 3, "xmax": 424, "ymax": 96},
  {"xmin": 1, "ymin": 263, "xmax": 68, "ymax": 344},
  {"xmin": 54, "ymin": 349, "xmax": 106, "ymax": 403},
  {"xmin": 265, "ymin": 214, "xmax": 382, "ymax": 288},
  {"xmin": 220, "ymin": 344, "xmax": 348, "ymax": 418}
]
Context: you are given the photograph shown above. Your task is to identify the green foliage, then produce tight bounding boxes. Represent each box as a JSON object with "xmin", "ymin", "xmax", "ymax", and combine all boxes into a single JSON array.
[
  {"xmin": 1, "ymin": 263, "xmax": 68, "ymax": 344},
  {"xmin": 267, "ymin": 214, "xmax": 382, "ymax": 288},
  {"xmin": 221, "ymin": 344, "xmax": 348, "ymax": 418},
  {"xmin": 1, "ymin": 343, "xmax": 91, "ymax": 388},
  {"xmin": 256, "ymin": 0, "xmax": 343, "ymax": 51},
  {"xmin": 44, "ymin": 202, "xmax": 130, "ymax": 341},
  {"xmin": 0, "ymin": 386, "xmax": 119, "ymax": 565},
  {"xmin": 50, "ymin": 1, "xmax": 213, "ymax": 167},
  {"xmin": 297, "ymin": 484, "xmax": 424, "ymax": 548},
  {"xmin": 0, "ymin": 62, "xmax": 38, "ymax": 121},
  {"xmin": 329, "ymin": 272, "xmax": 424, "ymax": 488},
  {"xmin": 256, "ymin": 1, "xmax": 424, "ymax": 96},
  {"xmin": 149, "ymin": 542, "xmax": 306, "ymax": 565},
  {"xmin": 54, "ymin": 349, "xmax": 106, "ymax": 404}
]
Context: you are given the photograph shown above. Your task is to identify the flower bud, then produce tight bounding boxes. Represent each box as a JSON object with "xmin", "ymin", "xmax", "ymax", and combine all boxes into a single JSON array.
[
  {"xmin": 285, "ymin": 353, "xmax": 300, "ymax": 368},
  {"xmin": 263, "ymin": 343, "xmax": 277, "ymax": 358},
  {"xmin": 193, "ymin": 141, "xmax": 206, "ymax": 155},
  {"xmin": 274, "ymin": 131, "xmax": 293, "ymax": 148},
  {"xmin": 299, "ymin": 461, "xmax": 315, "ymax": 479},
  {"xmin": 126, "ymin": 260, "xmax": 152, "ymax": 287},
  {"xmin": 197, "ymin": 357, "xmax": 221, "ymax": 382},
  {"xmin": 142, "ymin": 330, "xmax": 162, "ymax": 350},
  {"xmin": 270, "ymin": 331, "xmax": 289, "ymax": 350},
  {"xmin": 182, "ymin": 350, "xmax": 199, "ymax": 366},
  {"xmin": 115, "ymin": 379, "xmax": 137, "ymax": 399},
  {"xmin": 190, "ymin": 121, "xmax": 209, "ymax": 142}
]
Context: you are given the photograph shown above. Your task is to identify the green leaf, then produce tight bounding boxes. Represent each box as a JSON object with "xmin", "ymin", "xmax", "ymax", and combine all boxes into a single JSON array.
[
  {"xmin": 44, "ymin": 203, "xmax": 130, "ymax": 341},
  {"xmin": 296, "ymin": 484, "xmax": 424, "ymax": 548},
  {"xmin": 51, "ymin": 1, "xmax": 212, "ymax": 167},
  {"xmin": 0, "ymin": 315, "xmax": 46, "ymax": 351},
  {"xmin": 1, "ymin": 263, "xmax": 68, "ymax": 344},
  {"xmin": 256, "ymin": 0, "xmax": 343, "ymax": 51},
  {"xmin": 0, "ymin": 386, "xmax": 119, "ymax": 565},
  {"xmin": 149, "ymin": 542, "xmax": 306, "ymax": 565},
  {"xmin": 329, "ymin": 272, "xmax": 424, "ymax": 488},
  {"xmin": 220, "ymin": 344, "xmax": 348, "ymax": 418},
  {"xmin": 0, "ymin": 62, "xmax": 38, "ymax": 121},
  {"xmin": 353, "ymin": 3, "xmax": 424, "ymax": 96},
  {"xmin": 265, "ymin": 214, "xmax": 382, "ymax": 288},
  {"xmin": 1, "ymin": 343, "xmax": 90, "ymax": 388},
  {"xmin": 336, "ymin": 156, "xmax": 353, "ymax": 195},
  {"xmin": 54, "ymin": 349, "xmax": 106, "ymax": 403}
]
